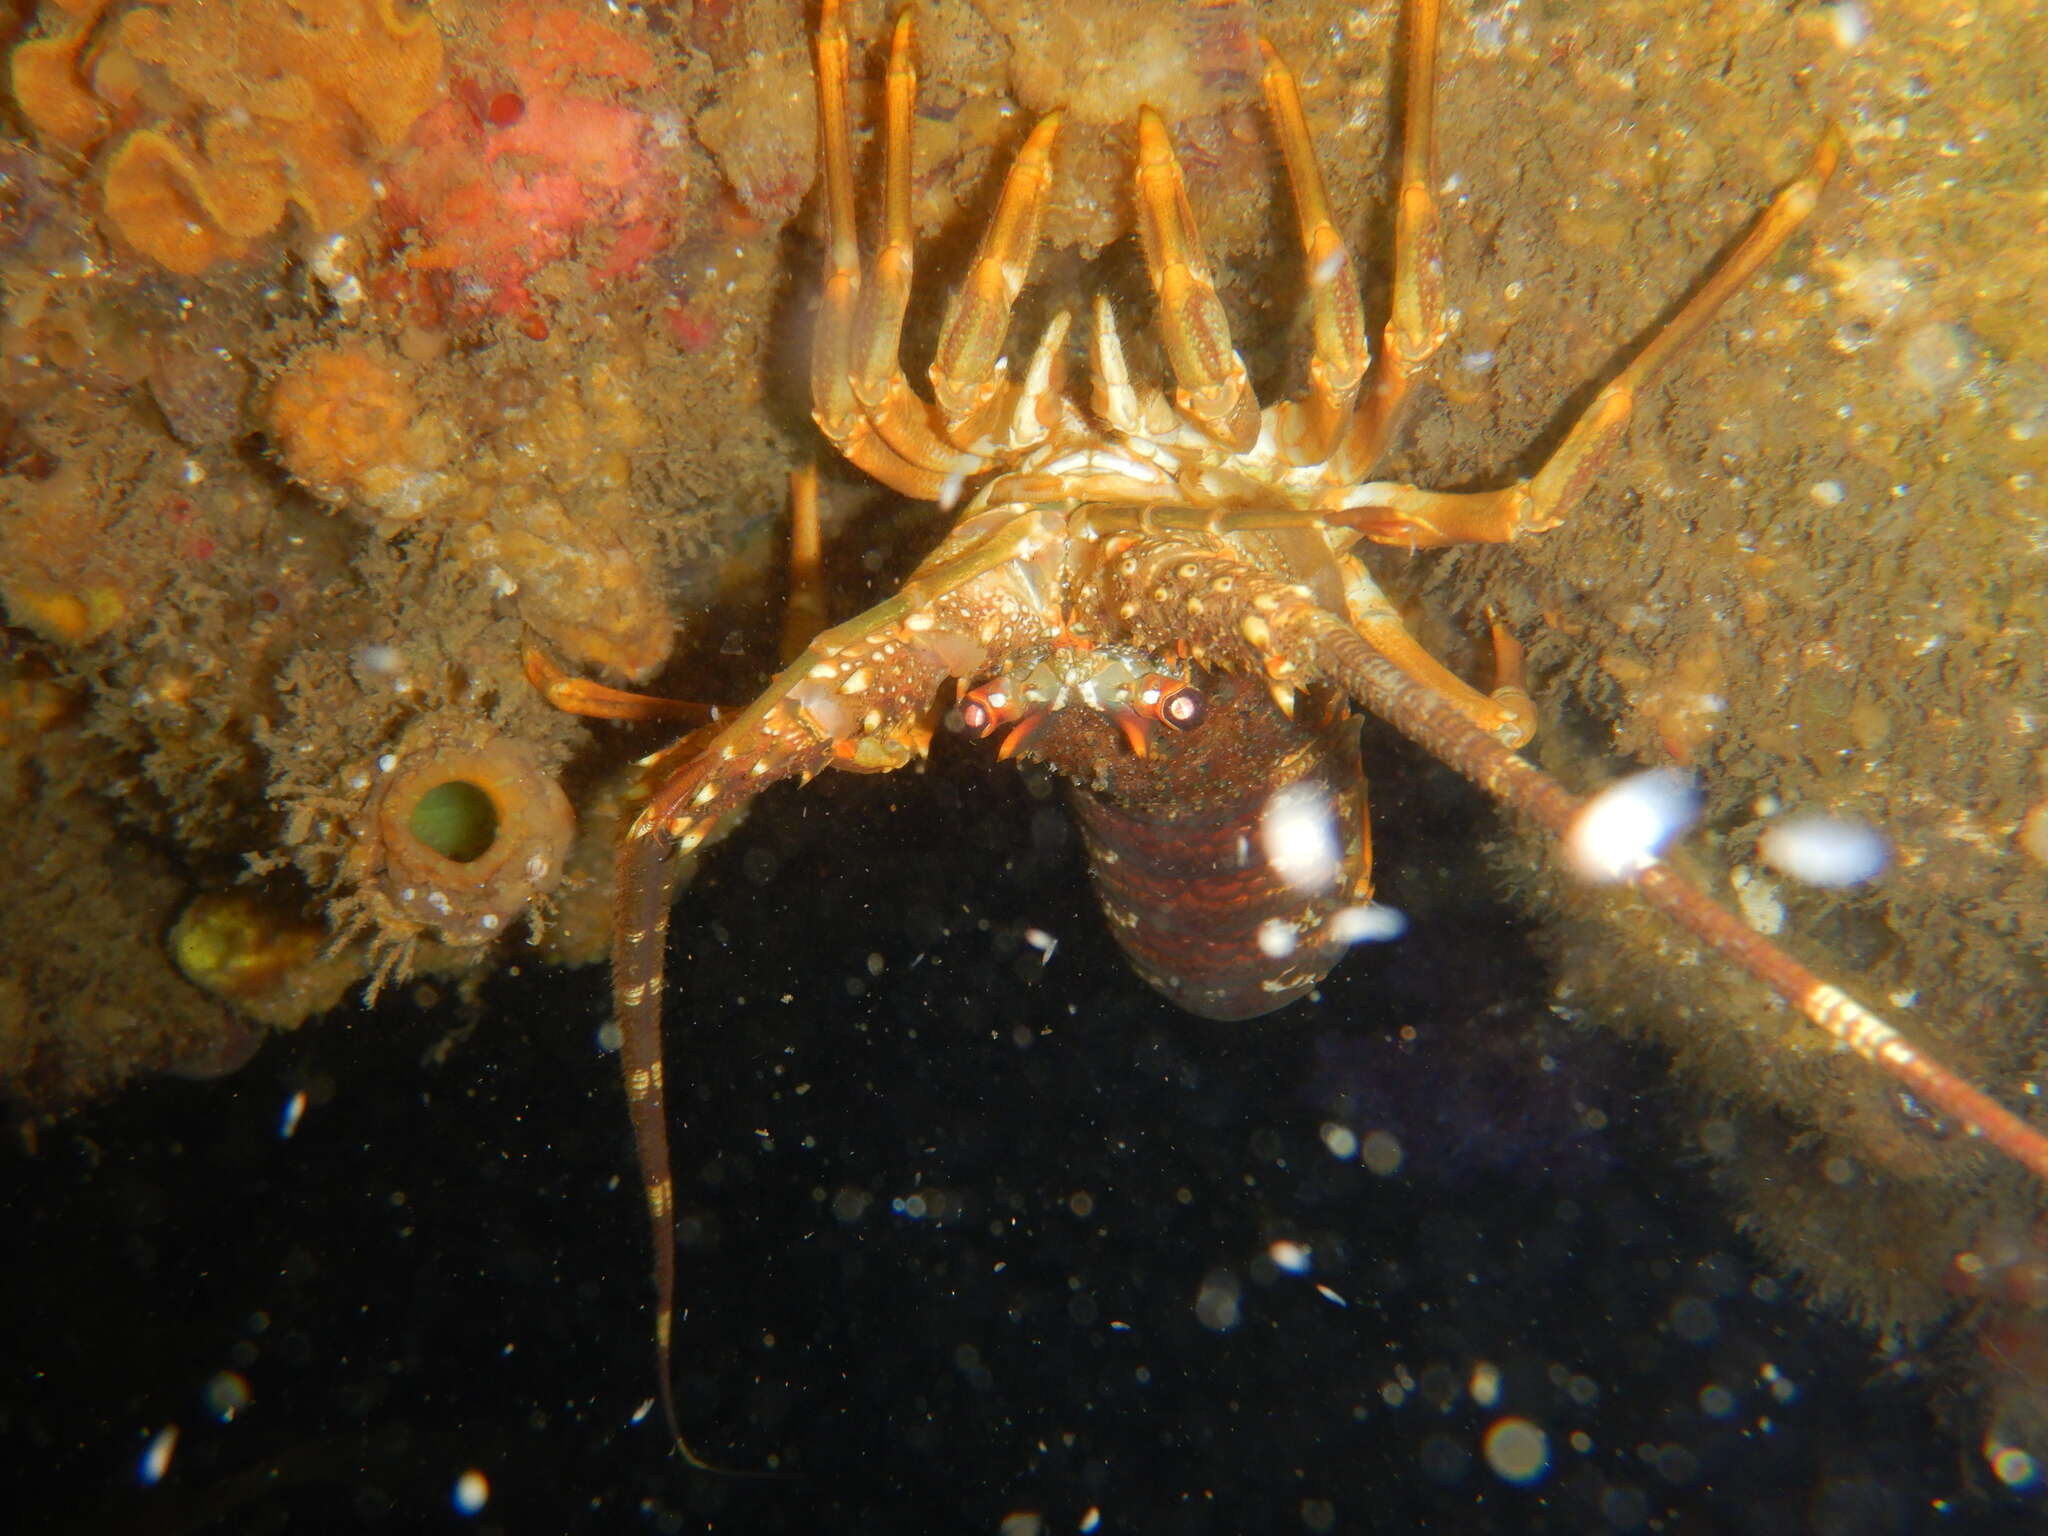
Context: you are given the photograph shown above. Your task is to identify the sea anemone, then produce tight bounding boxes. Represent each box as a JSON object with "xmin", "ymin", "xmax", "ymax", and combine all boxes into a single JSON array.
[{"xmin": 334, "ymin": 711, "xmax": 575, "ymax": 982}]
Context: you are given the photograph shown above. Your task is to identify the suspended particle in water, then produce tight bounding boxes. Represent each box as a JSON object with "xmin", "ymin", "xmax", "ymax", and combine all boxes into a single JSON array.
[
  {"xmin": 1320, "ymin": 1122, "xmax": 1360, "ymax": 1159},
  {"xmin": 203, "ymin": 1371, "xmax": 251, "ymax": 1421},
  {"xmin": 1482, "ymin": 1416, "xmax": 1550, "ymax": 1485},
  {"xmin": 139, "ymin": 1425, "xmax": 179, "ymax": 1485},
  {"xmin": 1260, "ymin": 782, "xmax": 1342, "ymax": 893},
  {"xmin": 452, "ymin": 1470, "xmax": 490, "ymax": 1515},
  {"xmin": 1469, "ymin": 1361, "xmax": 1502, "ymax": 1409},
  {"xmin": 1758, "ymin": 812, "xmax": 1887, "ymax": 887},
  {"xmin": 1194, "ymin": 1269, "xmax": 1243, "ymax": 1332},
  {"xmin": 1360, "ymin": 1129, "xmax": 1404, "ymax": 1176},
  {"xmin": 1329, "ymin": 903, "xmax": 1407, "ymax": 944},
  {"xmin": 1565, "ymin": 769, "xmax": 1700, "ymax": 883},
  {"xmin": 1268, "ymin": 1240, "xmax": 1312, "ymax": 1274},
  {"xmin": 1256, "ymin": 918, "xmax": 1298, "ymax": 959},
  {"xmin": 1988, "ymin": 1441, "xmax": 2041, "ymax": 1491}
]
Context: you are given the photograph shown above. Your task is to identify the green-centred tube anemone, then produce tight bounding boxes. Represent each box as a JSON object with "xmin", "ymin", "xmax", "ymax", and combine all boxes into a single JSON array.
[{"xmin": 349, "ymin": 711, "xmax": 576, "ymax": 946}]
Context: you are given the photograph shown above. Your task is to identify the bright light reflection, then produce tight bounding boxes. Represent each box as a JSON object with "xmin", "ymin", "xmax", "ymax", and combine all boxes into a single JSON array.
[
  {"xmin": 1566, "ymin": 768, "xmax": 1700, "ymax": 882},
  {"xmin": 1758, "ymin": 812, "xmax": 1887, "ymax": 887},
  {"xmin": 139, "ymin": 1425, "xmax": 179, "ymax": 1485},
  {"xmin": 1260, "ymin": 783, "xmax": 1342, "ymax": 893}
]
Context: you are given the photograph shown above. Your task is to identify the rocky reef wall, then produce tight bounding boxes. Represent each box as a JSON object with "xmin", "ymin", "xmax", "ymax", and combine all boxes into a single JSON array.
[{"xmin": 3, "ymin": 0, "xmax": 2043, "ymax": 1491}]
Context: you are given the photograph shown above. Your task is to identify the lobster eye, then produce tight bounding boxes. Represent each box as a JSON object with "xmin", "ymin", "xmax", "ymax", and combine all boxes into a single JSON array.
[
  {"xmin": 959, "ymin": 680, "xmax": 1016, "ymax": 739},
  {"xmin": 1159, "ymin": 682, "xmax": 1207, "ymax": 732}
]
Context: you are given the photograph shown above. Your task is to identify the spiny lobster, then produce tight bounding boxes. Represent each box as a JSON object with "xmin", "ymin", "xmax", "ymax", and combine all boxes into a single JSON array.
[{"xmin": 531, "ymin": 0, "xmax": 2048, "ymax": 1467}]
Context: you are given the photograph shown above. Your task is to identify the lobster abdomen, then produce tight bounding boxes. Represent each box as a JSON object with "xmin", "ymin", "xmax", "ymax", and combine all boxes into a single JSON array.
[{"xmin": 1031, "ymin": 676, "xmax": 1370, "ymax": 1021}]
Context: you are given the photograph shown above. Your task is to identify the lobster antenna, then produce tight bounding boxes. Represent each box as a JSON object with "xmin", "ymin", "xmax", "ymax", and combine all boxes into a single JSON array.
[{"xmin": 1306, "ymin": 614, "xmax": 2048, "ymax": 1185}]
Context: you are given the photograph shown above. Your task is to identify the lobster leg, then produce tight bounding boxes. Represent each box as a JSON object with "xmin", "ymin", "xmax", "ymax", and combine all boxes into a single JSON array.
[
  {"xmin": 1329, "ymin": 0, "xmax": 1450, "ymax": 482},
  {"xmin": 521, "ymin": 644, "xmax": 715, "ymax": 724},
  {"xmin": 1332, "ymin": 556, "xmax": 1536, "ymax": 747},
  {"xmin": 811, "ymin": 0, "xmax": 979, "ymax": 497},
  {"xmin": 1334, "ymin": 125, "xmax": 1844, "ymax": 547},
  {"xmin": 524, "ymin": 458, "xmax": 837, "ymax": 720},
  {"xmin": 1480, "ymin": 614, "xmax": 1540, "ymax": 748},
  {"xmin": 781, "ymin": 465, "xmax": 830, "ymax": 664},
  {"xmin": 1259, "ymin": 38, "xmax": 1369, "ymax": 467},
  {"xmin": 528, "ymin": 458, "xmax": 835, "ymax": 725},
  {"xmin": 1133, "ymin": 108, "xmax": 1263, "ymax": 452},
  {"xmin": 844, "ymin": 11, "xmax": 957, "ymax": 468},
  {"xmin": 928, "ymin": 111, "xmax": 1066, "ymax": 450}
]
